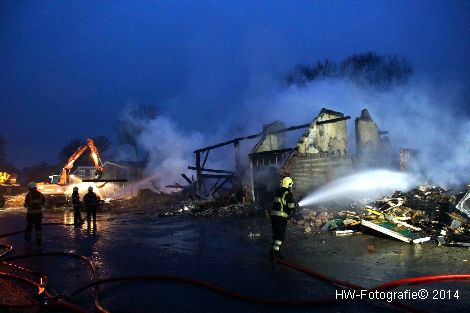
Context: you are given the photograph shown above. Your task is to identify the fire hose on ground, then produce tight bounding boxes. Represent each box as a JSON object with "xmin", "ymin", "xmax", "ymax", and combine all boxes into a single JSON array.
[{"xmin": 1, "ymin": 223, "xmax": 470, "ymax": 313}]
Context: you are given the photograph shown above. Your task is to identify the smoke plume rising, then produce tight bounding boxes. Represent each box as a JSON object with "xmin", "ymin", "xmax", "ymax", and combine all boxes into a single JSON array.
[
  {"xmin": 137, "ymin": 116, "xmax": 204, "ymax": 191},
  {"xmin": 122, "ymin": 75, "xmax": 469, "ymax": 191},
  {"xmin": 243, "ymin": 78, "xmax": 470, "ymax": 187}
]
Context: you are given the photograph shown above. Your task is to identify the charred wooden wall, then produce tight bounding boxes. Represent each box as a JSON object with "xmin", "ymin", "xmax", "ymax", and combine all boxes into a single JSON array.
[{"xmin": 282, "ymin": 151, "xmax": 353, "ymax": 199}]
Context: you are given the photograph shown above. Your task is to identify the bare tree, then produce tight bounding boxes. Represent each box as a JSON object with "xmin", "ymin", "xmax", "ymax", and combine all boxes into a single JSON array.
[
  {"xmin": 92, "ymin": 136, "xmax": 111, "ymax": 157},
  {"xmin": 21, "ymin": 161, "xmax": 57, "ymax": 185},
  {"xmin": 286, "ymin": 52, "xmax": 412, "ymax": 90},
  {"xmin": 58, "ymin": 136, "xmax": 111, "ymax": 166},
  {"xmin": 117, "ymin": 104, "xmax": 158, "ymax": 161},
  {"xmin": 286, "ymin": 59, "xmax": 337, "ymax": 86},
  {"xmin": 58, "ymin": 138, "xmax": 84, "ymax": 164},
  {"xmin": 339, "ymin": 52, "xmax": 412, "ymax": 89}
]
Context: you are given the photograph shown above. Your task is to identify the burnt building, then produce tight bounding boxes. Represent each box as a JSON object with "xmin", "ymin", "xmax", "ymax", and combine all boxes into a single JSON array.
[
  {"xmin": 249, "ymin": 108, "xmax": 389, "ymax": 206},
  {"xmin": 355, "ymin": 109, "xmax": 391, "ymax": 168},
  {"xmin": 249, "ymin": 122, "xmax": 293, "ymax": 208},
  {"xmin": 189, "ymin": 107, "xmax": 390, "ymax": 207},
  {"xmin": 281, "ymin": 109, "xmax": 353, "ymax": 200}
]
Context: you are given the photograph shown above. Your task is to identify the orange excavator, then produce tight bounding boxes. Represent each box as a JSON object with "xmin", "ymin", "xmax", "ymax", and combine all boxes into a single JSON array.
[{"xmin": 37, "ymin": 139, "xmax": 104, "ymax": 200}]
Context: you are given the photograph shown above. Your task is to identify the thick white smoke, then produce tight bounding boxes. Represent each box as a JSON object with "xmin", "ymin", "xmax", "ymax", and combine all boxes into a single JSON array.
[
  {"xmin": 123, "ymin": 76, "xmax": 469, "ymax": 192},
  {"xmin": 137, "ymin": 116, "xmax": 204, "ymax": 191},
  {"xmin": 242, "ymin": 78, "xmax": 470, "ymax": 187}
]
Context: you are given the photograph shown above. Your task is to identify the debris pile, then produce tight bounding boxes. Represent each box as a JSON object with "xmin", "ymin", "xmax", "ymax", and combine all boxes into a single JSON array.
[
  {"xmin": 105, "ymin": 189, "xmax": 185, "ymax": 213},
  {"xmin": 297, "ymin": 185, "xmax": 470, "ymax": 246},
  {"xmin": 1, "ymin": 193, "xmax": 27, "ymax": 208},
  {"xmin": 106, "ymin": 188, "xmax": 262, "ymax": 218},
  {"xmin": 188, "ymin": 200, "xmax": 261, "ymax": 218},
  {"xmin": 295, "ymin": 210, "xmax": 336, "ymax": 233}
]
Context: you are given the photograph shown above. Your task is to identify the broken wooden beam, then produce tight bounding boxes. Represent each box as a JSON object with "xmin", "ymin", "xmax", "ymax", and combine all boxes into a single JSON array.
[
  {"xmin": 201, "ymin": 150, "xmax": 209, "ymax": 170},
  {"xmin": 165, "ymin": 183, "xmax": 186, "ymax": 189},
  {"xmin": 211, "ymin": 175, "xmax": 234, "ymax": 196},
  {"xmin": 193, "ymin": 123, "xmax": 310, "ymax": 153},
  {"xmin": 181, "ymin": 174, "xmax": 193, "ymax": 185},
  {"xmin": 188, "ymin": 167, "xmax": 234, "ymax": 174},
  {"xmin": 234, "ymin": 140, "xmax": 241, "ymax": 177},
  {"xmin": 194, "ymin": 138, "xmax": 245, "ymax": 154},
  {"xmin": 195, "ymin": 151, "xmax": 201, "ymax": 193},
  {"xmin": 200, "ymin": 174, "xmax": 233, "ymax": 179},
  {"xmin": 316, "ymin": 116, "xmax": 351, "ymax": 125}
]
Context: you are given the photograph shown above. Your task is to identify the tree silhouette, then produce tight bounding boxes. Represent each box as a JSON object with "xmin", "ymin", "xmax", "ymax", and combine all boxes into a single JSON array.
[
  {"xmin": 58, "ymin": 136, "xmax": 111, "ymax": 166},
  {"xmin": 58, "ymin": 138, "xmax": 84, "ymax": 164},
  {"xmin": 286, "ymin": 52, "xmax": 412, "ymax": 89},
  {"xmin": 117, "ymin": 104, "xmax": 158, "ymax": 161},
  {"xmin": 92, "ymin": 136, "xmax": 111, "ymax": 157},
  {"xmin": 339, "ymin": 52, "xmax": 412, "ymax": 89}
]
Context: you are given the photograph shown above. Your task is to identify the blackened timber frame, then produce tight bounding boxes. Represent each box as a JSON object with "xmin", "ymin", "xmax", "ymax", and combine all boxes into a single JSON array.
[{"xmin": 191, "ymin": 122, "xmax": 312, "ymax": 195}]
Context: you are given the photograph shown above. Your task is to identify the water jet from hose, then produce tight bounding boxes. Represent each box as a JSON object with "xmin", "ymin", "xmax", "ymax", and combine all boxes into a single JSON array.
[{"xmin": 298, "ymin": 169, "xmax": 418, "ymax": 207}]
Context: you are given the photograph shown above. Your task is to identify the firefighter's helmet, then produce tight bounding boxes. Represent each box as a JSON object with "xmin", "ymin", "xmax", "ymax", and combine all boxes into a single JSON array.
[
  {"xmin": 281, "ymin": 177, "xmax": 293, "ymax": 188},
  {"xmin": 88, "ymin": 186, "xmax": 93, "ymax": 192}
]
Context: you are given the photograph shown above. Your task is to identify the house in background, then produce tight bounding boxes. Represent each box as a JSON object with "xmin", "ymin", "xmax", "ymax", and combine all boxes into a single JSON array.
[
  {"xmin": 72, "ymin": 166, "xmax": 98, "ymax": 180},
  {"xmin": 102, "ymin": 161, "xmax": 145, "ymax": 182},
  {"xmin": 72, "ymin": 161, "xmax": 145, "ymax": 199}
]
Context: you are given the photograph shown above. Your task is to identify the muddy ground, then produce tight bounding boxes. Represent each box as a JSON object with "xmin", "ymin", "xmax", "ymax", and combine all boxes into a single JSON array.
[{"xmin": 0, "ymin": 205, "xmax": 469, "ymax": 313}]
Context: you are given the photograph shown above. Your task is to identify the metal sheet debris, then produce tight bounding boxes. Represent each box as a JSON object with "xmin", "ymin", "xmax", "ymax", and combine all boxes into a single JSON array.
[
  {"xmin": 296, "ymin": 184, "xmax": 469, "ymax": 247},
  {"xmin": 455, "ymin": 190, "xmax": 470, "ymax": 219},
  {"xmin": 361, "ymin": 219, "xmax": 428, "ymax": 244}
]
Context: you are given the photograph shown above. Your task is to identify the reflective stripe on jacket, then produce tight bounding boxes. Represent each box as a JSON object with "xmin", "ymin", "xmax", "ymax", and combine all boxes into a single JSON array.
[{"xmin": 271, "ymin": 187, "xmax": 296, "ymax": 218}]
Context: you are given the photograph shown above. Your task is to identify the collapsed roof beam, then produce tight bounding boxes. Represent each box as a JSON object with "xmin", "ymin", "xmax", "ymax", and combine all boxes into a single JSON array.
[
  {"xmin": 193, "ymin": 123, "xmax": 310, "ymax": 154},
  {"xmin": 187, "ymin": 166, "xmax": 234, "ymax": 174},
  {"xmin": 200, "ymin": 174, "xmax": 233, "ymax": 179}
]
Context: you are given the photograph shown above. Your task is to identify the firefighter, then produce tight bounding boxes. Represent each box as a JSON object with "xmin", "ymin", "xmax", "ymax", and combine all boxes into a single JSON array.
[
  {"xmin": 71, "ymin": 186, "xmax": 82, "ymax": 226},
  {"xmin": 83, "ymin": 186, "xmax": 99, "ymax": 226},
  {"xmin": 270, "ymin": 176, "xmax": 297, "ymax": 262},
  {"xmin": 24, "ymin": 182, "xmax": 46, "ymax": 244}
]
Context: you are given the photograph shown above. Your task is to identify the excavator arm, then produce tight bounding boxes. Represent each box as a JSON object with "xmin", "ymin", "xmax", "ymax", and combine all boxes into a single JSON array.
[
  {"xmin": 58, "ymin": 138, "xmax": 104, "ymax": 185},
  {"xmin": 87, "ymin": 139, "xmax": 104, "ymax": 177}
]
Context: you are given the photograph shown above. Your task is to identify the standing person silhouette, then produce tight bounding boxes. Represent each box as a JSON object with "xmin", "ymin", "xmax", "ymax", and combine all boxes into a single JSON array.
[{"xmin": 83, "ymin": 186, "xmax": 100, "ymax": 227}]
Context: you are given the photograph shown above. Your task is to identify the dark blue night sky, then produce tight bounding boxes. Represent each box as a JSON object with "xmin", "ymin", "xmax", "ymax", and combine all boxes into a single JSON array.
[{"xmin": 1, "ymin": 0, "xmax": 470, "ymax": 167}]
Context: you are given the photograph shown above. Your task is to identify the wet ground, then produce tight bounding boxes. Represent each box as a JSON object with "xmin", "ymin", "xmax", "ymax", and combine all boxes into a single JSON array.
[{"xmin": 0, "ymin": 207, "xmax": 469, "ymax": 313}]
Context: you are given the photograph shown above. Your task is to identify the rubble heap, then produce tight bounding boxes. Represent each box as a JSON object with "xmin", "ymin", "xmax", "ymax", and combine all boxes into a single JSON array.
[
  {"xmin": 106, "ymin": 188, "xmax": 262, "ymax": 218},
  {"xmin": 296, "ymin": 185, "xmax": 470, "ymax": 247},
  {"xmin": 1, "ymin": 193, "xmax": 27, "ymax": 208},
  {"xmin": 105, "ymin": 189, "xmax": 186, "ymax": 213},
  {"xmin": 188, "ymin": 200, "xmax": 261, "ymax": 218}
]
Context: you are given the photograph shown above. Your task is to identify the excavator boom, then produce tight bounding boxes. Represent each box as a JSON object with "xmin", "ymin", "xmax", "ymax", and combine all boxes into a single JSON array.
[
  {"xmin": 57, "ymin": 138, "xmax": 104, "ymax": 185},
  {"xmin": 37, "ymin": 138, "xmax": 105, "ymax": 202}
]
